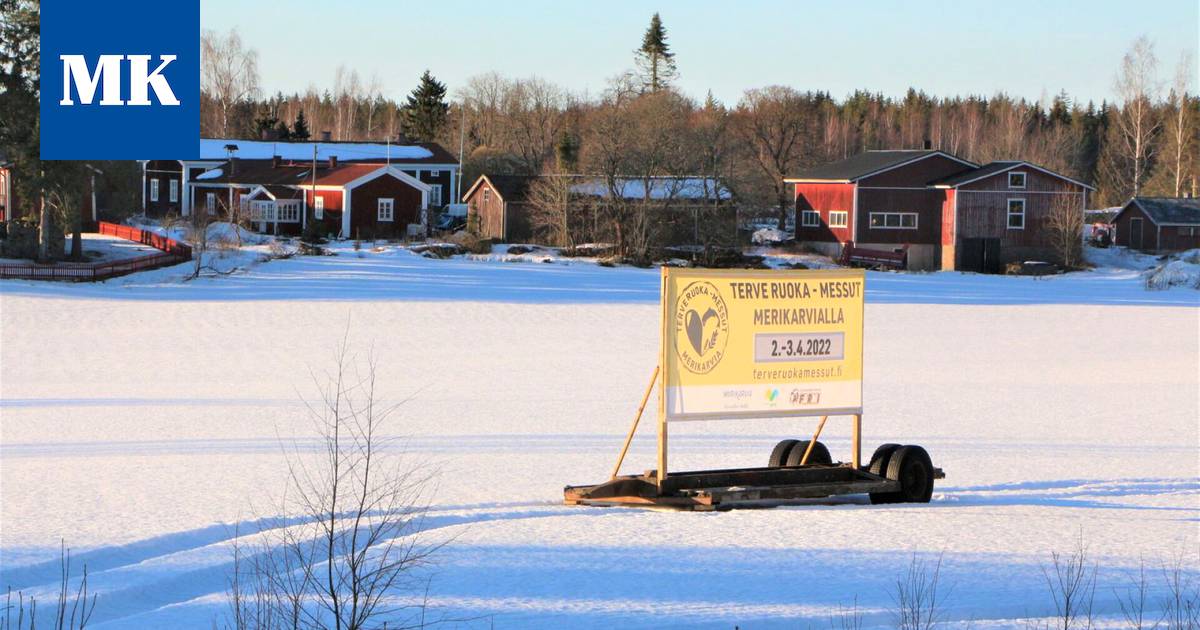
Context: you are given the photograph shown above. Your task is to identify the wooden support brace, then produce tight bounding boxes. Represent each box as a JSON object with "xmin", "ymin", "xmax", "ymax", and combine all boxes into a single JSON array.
[
  {"xmin": 610, "ymin": 365, "xmax": 659, "ymax": 480},
  {"xmin": 798, "ymin": 415, "xmax": 829, "ymax": 465}
]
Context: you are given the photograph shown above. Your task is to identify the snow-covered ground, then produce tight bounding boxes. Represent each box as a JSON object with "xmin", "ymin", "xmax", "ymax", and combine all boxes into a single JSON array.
[{"xmin": 1, "ymin": 244, "xmax": 1197, "ymax": 628}]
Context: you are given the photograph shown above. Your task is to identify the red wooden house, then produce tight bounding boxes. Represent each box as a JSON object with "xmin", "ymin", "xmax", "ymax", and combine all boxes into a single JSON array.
[
  {"xmin": 1110, "ymin": 196, "xmax": 1200, "ymax": 251},
  {"xmin": 141, "ymin": 137, "xmax": 459, "ymax": 232},
  {"xmin": 786, "ymin": 150, "xmax": 1092, "ymax": 271},
  {"xmin": 188, "ymin": 156, "xmax": 431, "ymax": 238}
]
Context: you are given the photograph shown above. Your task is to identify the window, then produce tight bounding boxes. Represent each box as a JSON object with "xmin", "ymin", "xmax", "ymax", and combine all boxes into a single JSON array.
[
  {"xmin": 429, "ymin": 185, "xmax": 442, "ymax": 207},
  {"xmin": 829, "ymin": 211, "xmax": 849, "ymax": 228},
  {"xmin": 801, "ymin": 210, "xmax": 820, "ymax": 227},
  {"xmin": 169, "ymin": 179, "xmax": 178, "ymax": 203},
  {"xmin": 378, "ymin": 198, "xmax": 394, "ymax": 221},
  {"xmin": 427, "ymin": 168, "xmax": 440, "ymax": 177},
  {"xmin": 1180, "ymin": 226, "xmax": 1198, "ymax": 237},
  {"xmin": 1007, "ymin": 198, "xmax": 1025, "ymax": 229},
  {"xmin": 277, "ymin": 201, "xmax": 300, "ymax": 223},
  {"xmin": 869, "ymin": 212, "xmax": 918, "ymax": 229},
  {"xmin": 314, "ymin": 195, "xmax": 324, "ymax": 219},
  {"xmin": 483, "ymin": 188, "xmax": 491, "ymax": 203},
  {"xmin": 206, "ymin": 192, "xmax": 216, "ymax": 215},
  {"xmin": 1008, "ymin": 171, "xmax": 1027, "ymax": 189},
  {"xmin": 150, "ymin": 179, "xmax": 160, "ymax": 202},
  {"xmin": 250, "ymin": 200, "xmax": 272, "ymax": 221}
]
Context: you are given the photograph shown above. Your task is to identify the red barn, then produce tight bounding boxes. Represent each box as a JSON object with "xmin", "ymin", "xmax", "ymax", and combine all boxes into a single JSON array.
[
  {"xmin": 1110, "ymin": 197, "xmax": 1200, "ymax": 251},
  {"xmin": 786, "ymin": 150, "xmax": 1092, "ymax": 271}
]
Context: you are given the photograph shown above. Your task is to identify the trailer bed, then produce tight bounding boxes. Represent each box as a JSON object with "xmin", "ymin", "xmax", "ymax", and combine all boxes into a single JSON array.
[{"xmin": 564, "ymin": 464, "xmax": 940, "ymax": 511}]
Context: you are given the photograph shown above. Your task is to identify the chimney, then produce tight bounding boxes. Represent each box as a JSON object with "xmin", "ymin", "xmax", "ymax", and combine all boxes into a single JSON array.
[
  {"xmin": 272, "ymin": 155, "xmax": 281, "ymax": 168},
  {"xmin": 320, "ymin": 130, "xmax": 332, "ymax": 142},
  {"xmin": 328, "ymin": 155, "xmax": 338, "ymax": 169},
  {"xmin": 923, "ymin": 139, "xmax": 933, "ymax": 150}
]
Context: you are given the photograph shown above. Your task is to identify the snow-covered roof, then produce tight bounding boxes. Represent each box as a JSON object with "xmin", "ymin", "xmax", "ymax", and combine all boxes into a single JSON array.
[
  {"xmin": 195, "ymin": 168, "xmax": 223, "ymax": 180},
  {"xmin": 569, "ymin": 178, "xmax": 731, "ymax": 201},
  {"xmin": 198, "ymin": 138, "xmax": 434, "ymax": 162}
]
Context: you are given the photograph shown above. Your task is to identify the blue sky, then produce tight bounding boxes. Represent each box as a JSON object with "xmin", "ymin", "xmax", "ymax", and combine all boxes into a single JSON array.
[{"xmin": 200, "ymin": 0, "xmax": 1198, "ymax": 106}]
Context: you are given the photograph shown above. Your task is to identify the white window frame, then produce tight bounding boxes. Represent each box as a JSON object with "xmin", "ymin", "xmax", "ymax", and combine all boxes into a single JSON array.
[
  {"xmin": 206, "ymin": 192, "xmax": 217, "ymax": 215},
  {"xmin": 828, "ymin": 210, "xmax": 849, "ymax": 228},
  {"xmin": 1180, "ymin": 226, "xmax": 1199, "ymax": 237},
  {"xmin": 483, "ymin": 188, "xmax": 491, "ymax": 203},
  {"xmin": 314, "ymin": 195, "xmax": 324, "ymax": 219},
  {"xmin": 277, "ymin": 200, "xmax": 301, "ymax": 223},
  {"xmin": 427, "ymin": 168, "xmax": 440, "ymax": 177},
  {"xmin": 429, "ymin": 185, "xmax": 442, "ymax": 207},
  {"xmin": 1008, "ymin": 171, "xmax": 1027, "ymax": 189},
  {"xmin": 868, "ymin": 212, "xmax": 918, "ymax": 230},
  {"xmin": 250, "ymin": 200, "xmax": 273, "ymax": 222},
  {"xmin": 377, "ymin": 198, "xmax": 394, "ymax": 222},
  {"xmin": 800, "ymin": 210, "xmax": 821, "ymax": 227},
  {"xmin": 1007, "ymin": 198, "xmax": 1026, "ymax": 230},
  {"xmin": 169, "ymin": 179, "xmax": 178, "ymax": 203},
  {"xmin": 150, "ymin": 179, "xmax": 160, "ymax": 202}
]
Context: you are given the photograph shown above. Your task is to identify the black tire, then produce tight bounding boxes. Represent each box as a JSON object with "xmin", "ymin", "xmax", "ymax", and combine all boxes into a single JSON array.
[
  {"xmin": 885, "ymin": 445, "xmax": 935, "ymax": 503},
  {"xmin": 868, "ymin": 443, "xmax": 903, "ymax": 504},
  {"xmin": 867, "ymin": 443, "xmax": 901, "ymax": 476},
  {"xmin": 768, "ymin": 439, "xmax": 799, "ymax": 468},
  {"xmin": 784, "ymin": 440, "xmax": 832, "ymax": 467}
]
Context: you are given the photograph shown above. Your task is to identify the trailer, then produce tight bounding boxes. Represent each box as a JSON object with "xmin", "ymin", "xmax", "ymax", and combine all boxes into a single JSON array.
[{"xmin": 564, "ymin": 267, "xmax": 944, "ymax": 511}]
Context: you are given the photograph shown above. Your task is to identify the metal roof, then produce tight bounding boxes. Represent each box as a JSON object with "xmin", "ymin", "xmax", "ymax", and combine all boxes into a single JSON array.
[
  {"xmin": 785, "ymin": 150, "xmax": 967, "ymax": 182},
  {"xmin": 1122, "ymin": 197, "xmax": 1200, "ymax": 225}
]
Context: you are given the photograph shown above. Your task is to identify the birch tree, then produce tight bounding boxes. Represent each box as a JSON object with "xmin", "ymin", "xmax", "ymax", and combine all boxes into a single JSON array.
[
  {"xmin": 201, "ymin": 30, "xmax": 260, "ymax": 137},
  {"xmin": 1110, "ymin": 36, "xmax": 1162, "ymax": 196}
]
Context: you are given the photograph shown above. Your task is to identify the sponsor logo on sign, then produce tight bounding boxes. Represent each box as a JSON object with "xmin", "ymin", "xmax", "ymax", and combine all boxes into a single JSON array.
[
  {"xmin": 789, "ymin": 389, "xmax": 821, "ymax": 406},
  {"xmin": 765, "ymin": 388, "xmax": 780, "ymax": 403},
  {"xmin": 673, "ymin": 281, "xmax": 730, "ymax": 374}
]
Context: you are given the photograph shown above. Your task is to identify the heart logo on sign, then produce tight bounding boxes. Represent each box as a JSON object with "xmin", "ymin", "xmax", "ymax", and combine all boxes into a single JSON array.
[{"xmin": 685, "ymin": 308, "xmax": 720, "ymax": 356}]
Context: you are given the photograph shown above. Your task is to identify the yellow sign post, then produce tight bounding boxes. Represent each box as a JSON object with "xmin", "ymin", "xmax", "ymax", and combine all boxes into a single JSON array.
[{"xmin": 657, "ymin": 267, "xmax": 866, "ymax": 486}]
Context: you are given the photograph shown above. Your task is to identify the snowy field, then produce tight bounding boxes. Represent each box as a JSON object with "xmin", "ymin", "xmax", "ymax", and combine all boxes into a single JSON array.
[{"xmin": 1, "ymin": 246, "xmax": 1197, "ymax": 628}]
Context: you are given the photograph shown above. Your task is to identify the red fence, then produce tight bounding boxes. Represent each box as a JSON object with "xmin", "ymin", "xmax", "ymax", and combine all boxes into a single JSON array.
[{"xmin": 0, "ymin": 221, "xmax": 193, "ymax": 282}]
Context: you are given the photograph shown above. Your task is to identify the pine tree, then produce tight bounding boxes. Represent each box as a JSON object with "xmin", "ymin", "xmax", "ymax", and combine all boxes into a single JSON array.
[
  {"xmin": 292, "ymin": 109, "xmax": 311, "ymax": 140},
  {"xmin": 635, "ymin": 13, "xmax": 677, "ymax": 92},
  {"xmin": 554, "ymin": 130, "xmax": 578, "ymax": 173},
  {"xmin": 400, "ymin": 70, "xmax": 449, "ymax": 142},
  {"xmin": 273, "ymin": 120, "xmax": 291, "ymax": 141},
  {"xmin": 253, "ymin": 104, "xmax": 280, "ymax": 138}
]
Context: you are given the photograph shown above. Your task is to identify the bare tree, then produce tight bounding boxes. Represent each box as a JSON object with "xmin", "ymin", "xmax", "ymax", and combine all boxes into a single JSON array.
[
  {"xmin": 201, "ymin": 29, "xmax": 260, "ymax": 137},
  {"xmin": 1041, "ymin": 531, "xmax": 1097, "ymax": 630},
  {"xmin": 245, "ymin": 338, "xmax": 442, "ymax": 630},
  {"xmin": 1045, "ymin": 194, "xmax": 1085, "ymax": 269},
  {"xmin": 736, "ymin": 86, "xmax": 811, "ymax": 229},
  {"xmin": 2, "ymin": 542, "xmax": 96, "ymax": 630},
  {"xmin": 526, "ymin": 174, "xmax": 575, "ymax": 247},
  {"xmin": 1109, "ymin": 36, "xmax": 1162, "ymax": 197},
  {"xmin": 892, "ymin": 554, "xmax": 946, "ymax": 630},
  {"xmin": 1161, "ymin": 53, "xmax": 1197, "ymax": 197}
]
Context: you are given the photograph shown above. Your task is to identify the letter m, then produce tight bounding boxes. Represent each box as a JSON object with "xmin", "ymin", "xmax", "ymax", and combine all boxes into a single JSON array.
[{"xmin": 59, "ymin": 55, "xmax": 124, "ymax": 105}]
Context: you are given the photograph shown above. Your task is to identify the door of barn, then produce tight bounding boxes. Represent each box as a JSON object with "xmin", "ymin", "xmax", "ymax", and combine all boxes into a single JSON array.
[
  {"xmin": 960, "ymin": 238, "xmax": 1003, "ymax": 273},
  {"xmin": 1130, "ymin": 217, "xmax": 1144, "ymax": 250}
]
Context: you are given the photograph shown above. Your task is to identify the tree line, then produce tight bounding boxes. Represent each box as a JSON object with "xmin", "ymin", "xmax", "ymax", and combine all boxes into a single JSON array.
[{"xmin": 201, "ymin": 16, "xmax": 1197, "ymax": 226}]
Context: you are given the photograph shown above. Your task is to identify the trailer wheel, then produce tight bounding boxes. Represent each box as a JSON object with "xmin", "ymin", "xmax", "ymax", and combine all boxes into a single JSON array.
[
  {"xmin": 867, "ymin": 443, "xmax": 901, "ymax": 475},
  {"xmin": 768, "ymin": 439, "xmax": 799, "ymax": 468},
  {"xmin": 784, "ymin": 440, "xmax": 832, "ymax": 466},
  {"xmin": 885, "ymin": 445, "xmax": 935, "ymax": 503}
]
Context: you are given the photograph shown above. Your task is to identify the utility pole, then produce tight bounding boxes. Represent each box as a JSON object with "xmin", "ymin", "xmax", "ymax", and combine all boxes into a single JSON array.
[{"xmin": 457, "ymin": 106, "xmax": 466, "ymax": 203}]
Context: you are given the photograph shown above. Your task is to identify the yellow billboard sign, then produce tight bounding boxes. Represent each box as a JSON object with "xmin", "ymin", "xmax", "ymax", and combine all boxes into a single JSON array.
[{"xmin": 660, "ymin": 268, "xmax": 865, "ymax": 420}]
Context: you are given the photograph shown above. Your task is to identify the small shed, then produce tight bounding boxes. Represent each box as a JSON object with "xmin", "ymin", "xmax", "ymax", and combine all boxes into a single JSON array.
[
  {"xmin": 461, "ymin": 174, "xmax": 538, "ymax": 242},
  {"xmin": 1111, "ymin": 197, "xmax": 1200, "ymax": 252}
]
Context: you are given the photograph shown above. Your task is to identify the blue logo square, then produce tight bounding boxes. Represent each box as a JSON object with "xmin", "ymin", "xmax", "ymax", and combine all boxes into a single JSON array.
[{"xmin": 40, "ymin": 0, "xmax": 199, "ymax": 160}]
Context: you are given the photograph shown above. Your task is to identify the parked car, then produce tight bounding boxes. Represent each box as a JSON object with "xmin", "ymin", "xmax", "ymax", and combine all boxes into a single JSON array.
[{"xmin": 435, "ymin": 212, "xmax": 466, "ymax": 232}]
